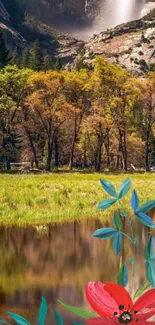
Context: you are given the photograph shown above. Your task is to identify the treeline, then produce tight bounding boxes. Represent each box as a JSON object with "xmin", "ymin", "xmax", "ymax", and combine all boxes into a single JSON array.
[{"xmin": 0, "ymin": 34, "xmax": 155, "ymax": 172}]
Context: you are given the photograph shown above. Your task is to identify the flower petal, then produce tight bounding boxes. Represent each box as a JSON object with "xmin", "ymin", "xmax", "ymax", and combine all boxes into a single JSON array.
[
  {"xmin": 136, "ymin": 321, "xmax": 155, "ymax": 325},
  {"xmin": 86, "ymin": 317, "xmax": 115, "ymax": 325},
  {"xmin": 104, "ymin": 282, "xmax": 133, "ymax": 310},
  {"xmin": 85, "ymin": 282, "xmax": 118, "ymax": 317},
  {"xmin": 137, "ymin": 310, "xmax": 155, "ymax": 320},
  {"xmin": 133, "ymin": 289, "xmax": 155, "ymax": 312}
]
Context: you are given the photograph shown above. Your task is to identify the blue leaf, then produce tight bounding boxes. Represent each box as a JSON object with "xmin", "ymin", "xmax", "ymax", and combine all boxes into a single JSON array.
[
  {"xmin": 146, "ymin": 261, "xmax": 155, "ymax": 287},
  {"xmin": 148, "ymin": 256, "xmax": 155, "ymax": 264},
  {"xmin": 0, "ymin": 320, "xmax": 12, "ymax": 325},
  {"xmin": 135, "ymin": 212, "xmax": 155, "ymax": 228},
  {"xmin": 38, "ymin": 297, "xmax": 47, "ymax": 325},
  {"xmin": 113, "ymin": 232, "xmax": 122, "ymax": 255},
  {"xmin": 129, "ymin": 257, "xmax": 134, "ymax": 265},
  {"xmin": 53, "ymin": 308, "xmax": 63, "ymax": 325},
  {"xmin": 100, "ymin": 179, "xmax": 117, "ymax": 197},
  {"xmin": 131, "ymin": 190, "xmax": 139, "ymax": 211},
  {"xmin": 93, "ymin": 227, "xmax": 117, "ymax": 239},
  {"xmin": 117, "ymin": 264, "xmax": 128, "ymax": 287},
  {"xmin": 144, "ymin": 236, "xmax": 154, "ymax": 260},
  {"xmin": 138, "ymin": 201, "xmax": 155, "ymax": 214},
  {"xmin": 7, "ymin": 313, "xmax": 30, "ymax": 325},
  {"xmin": 117, "ymin": 178, "xmax": 131, "ymax": 199},
  {"xmin": 98, "ymin": 198, "xmax": 117, "ymax": 210}
]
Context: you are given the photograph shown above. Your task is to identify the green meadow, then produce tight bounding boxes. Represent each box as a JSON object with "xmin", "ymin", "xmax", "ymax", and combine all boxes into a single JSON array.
[{"xmin": 0, "ymin": 173, "xmax": 155, "ymax": 226}]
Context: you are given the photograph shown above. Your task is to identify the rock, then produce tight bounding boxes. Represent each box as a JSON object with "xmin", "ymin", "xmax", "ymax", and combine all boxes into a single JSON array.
[{"xmin": 84, "ymin": 10, "xmax": 155, "ymax": 75}]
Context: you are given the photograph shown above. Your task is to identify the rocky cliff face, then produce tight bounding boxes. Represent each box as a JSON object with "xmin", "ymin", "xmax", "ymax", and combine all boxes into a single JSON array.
[
  {"xmin": 0, "ymin": 0, "xmax": 85, "ymax": 63},
  {"xmin": 84, "ymin": 8, "xmax": 155, "ymax": 75},
  {"xmin": 2, "ymin": 0, "xmax": 101, "ymax": 31}
]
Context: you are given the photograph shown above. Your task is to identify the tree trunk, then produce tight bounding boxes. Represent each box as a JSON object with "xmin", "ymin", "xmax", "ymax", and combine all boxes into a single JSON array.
[
  {"xmin": 6, "ymin": 157, "xmax": 11, "ymax": 170},
  {"xmin": 145, "ymin": 129, "xmax": 150, "ymax": 171},
  {"xmin": 116, "ymin": 130, "xmax": 123, "ymax": 170},
  {"xmin": 54, "ymin": 133, "xmax": 59, "ymax": 167},
  {"xmin": 122, "ymin": 129, "xmax": 128, "ymax": 171},
  {"xmin": 68, "ymin": 133, "xmax": 76, "ymax": 171},
  {"xmin": 25, "ymin": 128, "xmax": 39, "ymax": 168},
  {"xmin": 105, "ymin": 128, "xmax": 110, "ymax": 168},
  {"xmin": 83, "ymin": 136, "xmax": 87, "ymax": 168},
  {"xmin": 95, "ymin": 134, "xmax": 103, "ymax": 172},
  {"xmin": 46, "ymin": 139, "xmax": 54, "ymax": 171}
]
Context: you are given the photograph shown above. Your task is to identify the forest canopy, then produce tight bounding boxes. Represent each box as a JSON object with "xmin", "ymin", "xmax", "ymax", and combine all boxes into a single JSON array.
[{"xmin": 0, "ymin": 51, "xmax": 155, "ymax": 172}]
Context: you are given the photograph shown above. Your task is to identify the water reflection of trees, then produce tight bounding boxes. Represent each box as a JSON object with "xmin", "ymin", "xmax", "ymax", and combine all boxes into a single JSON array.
[{"xmin": 0, "ymin": 220, "xmax": 151, "ymax": 324}]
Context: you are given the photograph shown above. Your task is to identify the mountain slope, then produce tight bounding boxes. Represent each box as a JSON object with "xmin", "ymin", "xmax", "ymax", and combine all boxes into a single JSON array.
[
  {"xmin": 0, "ymin": 0, "xmax": 84, "ymax": 64},
  {"xmin": 84, "ymin": 9, "xmax": 155, "ymax": 75}
]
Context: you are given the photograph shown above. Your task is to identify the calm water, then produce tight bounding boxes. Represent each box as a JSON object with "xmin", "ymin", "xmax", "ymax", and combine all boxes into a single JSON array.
[{"xmin": 0, "ymin": 219, "xmax": 152, "ymax": 324}]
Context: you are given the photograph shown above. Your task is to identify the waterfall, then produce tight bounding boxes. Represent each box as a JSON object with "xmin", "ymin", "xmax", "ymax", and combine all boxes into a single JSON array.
[{"xmin": 94, "ymin": 0, "xmax": 146, "ymax": 33}]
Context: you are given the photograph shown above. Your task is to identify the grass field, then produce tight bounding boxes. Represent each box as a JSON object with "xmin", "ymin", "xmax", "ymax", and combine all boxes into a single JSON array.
[{"xmin": 0, "ymin": 172, "xmax": 155, "ymax": 226}]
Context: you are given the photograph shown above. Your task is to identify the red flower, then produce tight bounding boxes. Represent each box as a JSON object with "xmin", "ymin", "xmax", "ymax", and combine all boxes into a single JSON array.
[{"xmin": 85, "ymin": 282, "xmax": 155, "ymax": 325}]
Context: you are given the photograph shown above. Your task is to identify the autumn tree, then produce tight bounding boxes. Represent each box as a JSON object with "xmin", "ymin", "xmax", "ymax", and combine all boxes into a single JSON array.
[
  {"xmin": 63, "ymin": 69, "xmax": 91, "ymax": 170},
  {"xmin": 26, "ymin": 71, "xmax": 70, "ymax": 171},
  {"xmin": 93, "ymin": 57, "xmax": 142, "ymax": 171},
  {"xmin": 140, "ymin": 73, "xmax": 155, "ymax": 171}
]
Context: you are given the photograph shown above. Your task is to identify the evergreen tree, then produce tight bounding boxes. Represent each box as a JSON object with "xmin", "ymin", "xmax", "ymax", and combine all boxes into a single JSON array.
[
  {"xmin": 54, "ymin": 58, "xmax": 62, "ymax": 71},
  {"xmin": 30, "ymin": 40, "xmax": 43, "ymax": 71},
  {"xmin": 0, "ymin": 30, "xmax": 10, "ymax": 69},
  {"xmin": 10, "ymin": 51, "xmax": 20, "ymax": 66},
  {"xmin": 22, "ymin": 48, "xmax": 30, "ymax": 68},
  {"xmin": 43, "ymin": 54, "xmax": 53, "ymax": 71}
]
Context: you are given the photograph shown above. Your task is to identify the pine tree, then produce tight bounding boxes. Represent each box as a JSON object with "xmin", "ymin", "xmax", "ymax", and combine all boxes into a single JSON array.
[
  {"xmin": 22, "ymin": 48, "xmax": 30, "ymax": 68},
  {"xmin": 30, "ymin": 40, "xmax": 43, "ymax": 71},
  {"xmin": 43, "ymin": 54, "xmax": 53, "ymax": 71},
  {"xmin": 0, "ymin": 30, "xmax": 10, "ymax": 69},
  {"xmin": 10, "ymin": 51, "xmax": 20, "ymax": 66},
  {"xmin": 54, "ymin": 58, "xmax": 62, "ymax": 71}
]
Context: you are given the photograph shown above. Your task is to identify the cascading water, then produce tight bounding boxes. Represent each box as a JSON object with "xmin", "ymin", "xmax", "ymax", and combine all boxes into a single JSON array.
[
  {"xmin": 72, "ymin": 0, "xmax": 149, "ymax": 40},
  {"xmin": 94, "ymin": 0, "xmax": 146, "ymax": 33}
]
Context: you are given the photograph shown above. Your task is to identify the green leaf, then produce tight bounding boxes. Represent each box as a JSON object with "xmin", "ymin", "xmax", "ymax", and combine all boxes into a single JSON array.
[
  {"xmin": 146, "ymin": 261, "xmax": 155, "ymax": 287},
  {"xmin": 53, "ymin": 308, "xmax": 63, "ymax": 325},
  {"xmin": 93, "ymin": 227, "xmax": 117, "ymax": 239},
  {"xmin": 7, "ymin": 313, "xmax": 30, "ymax": 325},
  {"xmin": 98, "ymin": 198, "xmax": 117, "ymax": 210},
  {"xmin": 100, "ymin": 179, "xmax": 117, "ymax": 197},
  {"xmin": 38, "ymin": 297, "xmax": 47, "ymax": 325},
  {"xmin": 118, "ymin": 178, "xmax": 131, "ymax": 199},
  {"xmin": 73, "ymin": 323, "xmax": 85, "ymax": 325},
  {"xmin": 133, "ymin": 281, "xmax": 150, "ymax": 300},
  {"xmin": 144, "ymin": 236, "xmax": 154, "ymax": 260},
  {"xmin": 58, "ymin": 301, "xmax": 96, "ymax": 319},
  {"xmin": 113, "ymin": 211, "xmax": 122, "ymax": 230},
  {"xmin": 120, "ymin": 212, "xmax": 128, "ymax": 217},
  {"xmin": 117, "ymin": 264, "xmax": 128, "ymax": 287},
  {"xmin": 133, "ymin": 238, "xmax": 137, "ymax": 245}
]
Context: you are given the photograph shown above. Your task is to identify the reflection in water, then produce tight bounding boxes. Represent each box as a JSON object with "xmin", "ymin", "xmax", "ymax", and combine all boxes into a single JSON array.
[{"xmin": 0, "ymin": 220, "xmax": 152, "ymax": 324}]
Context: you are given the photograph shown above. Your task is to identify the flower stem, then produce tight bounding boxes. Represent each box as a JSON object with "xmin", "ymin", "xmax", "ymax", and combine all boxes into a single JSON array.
[
  {"xmin": 120, "ymin": 231, "xmax": 134, "ymax": 243},
  {"xmin": 129, "ymin": 219, "xmax": 136, "ymax": 296}
]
